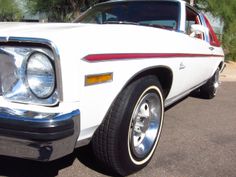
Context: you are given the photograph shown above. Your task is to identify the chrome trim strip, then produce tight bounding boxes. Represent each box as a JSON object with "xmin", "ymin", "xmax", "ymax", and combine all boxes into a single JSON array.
[
  {"xmin": 0, "ymin": 107, "xmax": 79, "ymax": 122},
  {"xmin": 0, "ymin": 37, "xmax": 8, "ymax": 42},
  {"xmin": 0, "ymin": 108, "xmax": 80, "ymax": 161},
  {"xmin": 165, "ymin": 80, "xmax": 207, "ymax": 107},
  {"xmin": 165, "ymin": 90, "xmax": 191, "ymax": 108},
  {"xmin": 0, "ymin": 37, "xmax": 63, "ymax": 102},
  {"xmin": 199, "ymin": 13, "xmax": 210, "ymax": 43},
  {"xmin": 177, "ymin": 0, "xmax": 184, "ymax": 32}
]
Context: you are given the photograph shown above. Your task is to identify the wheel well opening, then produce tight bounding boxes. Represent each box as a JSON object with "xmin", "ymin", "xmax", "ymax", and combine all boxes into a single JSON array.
[
  {"xmin": 128, "ymin": 67, "xmax": 173, "ymax": 98},
  {"xmin": 218, "ymin": 61, "xmax": 225, "ymax": 72}
]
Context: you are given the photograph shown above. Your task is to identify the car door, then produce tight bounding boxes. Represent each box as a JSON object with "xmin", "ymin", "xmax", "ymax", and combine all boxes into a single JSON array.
[{"xmin": 178, "ymin": 6, "xmax": 215, "ymax": 92}]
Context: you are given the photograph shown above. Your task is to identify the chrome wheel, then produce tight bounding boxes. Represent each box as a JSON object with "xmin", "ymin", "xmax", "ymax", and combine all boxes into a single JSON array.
[
  {"xmin": 213, "ymin": 68, "xmax": 220, "ymax": 96},
  {"xmin": 92, "ymin": 76, "xmax": 164, "ymax": 175},
  {"xmin": 128, "ymin": 86, "xmax": 163, "ymax": 164},
  {"xmin": 200, "ymin": 68, "xmax": 220, "ymax": 99}
]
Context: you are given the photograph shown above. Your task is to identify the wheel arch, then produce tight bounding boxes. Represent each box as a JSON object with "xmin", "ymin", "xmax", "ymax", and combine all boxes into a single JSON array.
[
  {"xmin": 218, "ymin": 61, "xmax": 225, "ymax": 72},
  {"xmin": 123, "ymin": 66, "xmax": 173, "ymax": 99},
  {"xmin": 97, "ymin": 66, "xmax": 173, "ymax": 135},
  {"xmin": 209, "ymin": 61, "xmax": 224, "ymax": 79}
]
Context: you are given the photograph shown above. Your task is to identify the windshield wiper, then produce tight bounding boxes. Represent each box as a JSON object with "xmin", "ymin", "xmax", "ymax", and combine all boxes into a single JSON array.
[
  {"xmin": 103, "ymin": 21, "xmax": 167, "ymax": 29},
  {"xmin": 103, "ymin": 21, "xmax": 140, "ymax": 26}
]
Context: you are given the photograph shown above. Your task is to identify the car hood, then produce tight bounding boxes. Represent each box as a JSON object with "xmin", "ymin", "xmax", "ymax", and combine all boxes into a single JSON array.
[
  {"xmin": 0, "ymin": 22, "xmax": 195, "ymax": 60},
  {"xmin": 0, "ymin": 22, "xmax": 93, "ymax": 39},
  {"xmin": 0, "ymin": 22, "xmax": 173, "ymax": 51},
  {"xmin": 0, "ymin": 22, "xmax": 175, "ymax": 40}
]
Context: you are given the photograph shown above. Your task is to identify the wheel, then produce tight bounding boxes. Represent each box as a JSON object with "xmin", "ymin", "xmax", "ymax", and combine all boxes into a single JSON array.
[
  {"xmin": 92, "ymin": 75, "xmax": 164, "ymax": 176},
  {"xmin": 200, "ymin": 68, "xmax": 220, "ymax": 99}
]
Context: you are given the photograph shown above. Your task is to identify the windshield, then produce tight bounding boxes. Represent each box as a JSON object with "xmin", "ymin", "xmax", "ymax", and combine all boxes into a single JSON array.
[{"xmin": 75, "ymin": 1, "xmax": 180, "ymax": 30}]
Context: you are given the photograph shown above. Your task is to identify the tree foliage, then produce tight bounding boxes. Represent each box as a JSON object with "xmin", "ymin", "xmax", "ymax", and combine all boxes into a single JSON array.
[
  {"xmin": 26, "ymin": 0, "xmax": 101, "ymax": 22},
  {"xmin": 195, "ymin": 0, "xmax": 236, "ymax": 60},
  {"xmin": 0, "ymin": 0, "xmax": 22, "ymax": 21}
]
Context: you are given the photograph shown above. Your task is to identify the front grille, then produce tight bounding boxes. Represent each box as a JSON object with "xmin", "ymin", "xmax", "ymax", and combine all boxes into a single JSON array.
[{"xmin": 0, "ymin": 49, "xmax": 17, "ymax": 96}]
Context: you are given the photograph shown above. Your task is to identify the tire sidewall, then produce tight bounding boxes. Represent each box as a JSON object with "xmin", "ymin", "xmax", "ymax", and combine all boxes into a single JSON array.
[
  {"xmin": 116, "ymin": 76, "xmax": 164, "ymax": 173},
  {"xmin": 201, "ymin": 68, "xmax": 220, "ymax": 99}
]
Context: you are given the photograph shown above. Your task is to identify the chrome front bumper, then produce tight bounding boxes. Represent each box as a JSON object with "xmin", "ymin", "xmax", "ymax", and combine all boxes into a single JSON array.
[{"xmin": 0, "ymin": 108, "xmax": 80, "ymax": 161}]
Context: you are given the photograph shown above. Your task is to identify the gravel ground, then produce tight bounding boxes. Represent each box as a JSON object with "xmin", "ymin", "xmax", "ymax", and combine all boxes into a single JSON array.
[{"xmin": 220, "ymin": 61, "xmax": 236, "ymax": 82}]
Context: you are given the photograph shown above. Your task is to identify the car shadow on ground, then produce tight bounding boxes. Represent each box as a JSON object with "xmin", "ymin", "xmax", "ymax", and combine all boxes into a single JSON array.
[
  {"xmin": 0, "ymin": 153, "xmax": 75, "ymax": 177},
  {"xmin": 0, "ymin": 145, "xmax": 116, "ymax": 177},
  {"xmin": 75, "ymin": 145, "xmax": 117, "ymax": 176}
]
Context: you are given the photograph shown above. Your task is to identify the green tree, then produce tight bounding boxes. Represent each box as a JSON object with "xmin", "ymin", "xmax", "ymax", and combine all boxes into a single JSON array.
[
  {"xmin": 195, "ymin": 0, "xmax": 236, "ymax": 60},
  {"xmin": 26, "ymin": 0, "xmax": 100, "ymax": 22},
  {"xmin": 0, "ymin": 0, "xmax": 22, "ymax": 21}
]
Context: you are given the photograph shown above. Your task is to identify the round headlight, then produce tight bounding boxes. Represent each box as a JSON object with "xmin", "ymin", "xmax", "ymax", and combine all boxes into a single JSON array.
[{"xmin": 26, "ymin": 52, "xmax": 55, "ymax": 98}]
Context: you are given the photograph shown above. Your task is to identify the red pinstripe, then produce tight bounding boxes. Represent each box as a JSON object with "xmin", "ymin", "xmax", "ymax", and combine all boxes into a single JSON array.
[{"xmin": 84, "ymin": 53, "xmax": 224, "ymax": 62}]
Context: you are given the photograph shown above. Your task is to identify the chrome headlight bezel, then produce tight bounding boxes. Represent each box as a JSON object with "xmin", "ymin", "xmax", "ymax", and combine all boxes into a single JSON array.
[{"xmin": 0, "ymin": 44, "xmax": 59, "ymax": 106}]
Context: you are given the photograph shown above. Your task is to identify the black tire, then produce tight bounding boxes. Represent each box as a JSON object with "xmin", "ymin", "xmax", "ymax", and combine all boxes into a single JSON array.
[
  {"xmin": 200, "ymin": 68, "xmax": 220, "ymax": 99},
  {"xmin": 92, "ymin": 75, "xmax": 164, "ymax": 176}
]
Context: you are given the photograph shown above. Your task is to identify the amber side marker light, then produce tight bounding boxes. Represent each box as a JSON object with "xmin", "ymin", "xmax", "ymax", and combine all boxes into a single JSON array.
[{"xmin": 85, "ymin": 73, "xmax": 113, "ymax": 86}]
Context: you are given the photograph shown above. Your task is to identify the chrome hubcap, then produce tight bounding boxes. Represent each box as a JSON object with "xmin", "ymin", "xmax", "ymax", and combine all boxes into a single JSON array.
[
  {"xmin": 129, "ymin": 91, "xmax": 161, "ymax": 159},
  {"xmin": 213, "ymin": 69, "xmax": 220, "ymax": 95},
  {"xmin": 214, "ymin": 70, "xmax": 220, "ymax": 89}
]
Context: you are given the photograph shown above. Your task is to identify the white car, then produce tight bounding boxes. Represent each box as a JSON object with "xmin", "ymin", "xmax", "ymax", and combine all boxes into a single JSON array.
[{"xmin": 0, "ymin": 0, "xmax": 224, "ymax": 175}]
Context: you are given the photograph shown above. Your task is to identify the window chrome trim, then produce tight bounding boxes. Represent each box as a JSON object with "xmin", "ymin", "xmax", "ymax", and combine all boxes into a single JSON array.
[
  {"xmin": 0, "ymin": 37, "xmax": 8, "ymax": 42},
  {"xmin": 0, "ymin": 37, "xmax": 63, "ymax": 102},
  {"xmin": 199, "ymin": 13, "xmax": 210, "ymax": 43}
]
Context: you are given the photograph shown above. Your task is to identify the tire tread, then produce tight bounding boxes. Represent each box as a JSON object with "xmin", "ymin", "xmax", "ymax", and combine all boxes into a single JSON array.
[{"xmin": 92, "ymin": 75, "xmax": 163, "ymax": 176}]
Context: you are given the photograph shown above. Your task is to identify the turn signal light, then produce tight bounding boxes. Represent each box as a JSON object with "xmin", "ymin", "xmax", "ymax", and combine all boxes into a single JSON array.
[{"xmin": 85, "ymin": 73, "xmax": 113, "ymax": 86}]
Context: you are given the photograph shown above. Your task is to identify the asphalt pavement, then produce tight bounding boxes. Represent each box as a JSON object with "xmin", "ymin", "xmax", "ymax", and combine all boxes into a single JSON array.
[{"xmin": 0, "ymin": 82, "xmax": 235, "ymax": 177}]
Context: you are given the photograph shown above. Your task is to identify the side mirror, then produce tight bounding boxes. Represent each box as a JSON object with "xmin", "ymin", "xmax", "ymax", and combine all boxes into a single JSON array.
[{"xmin": 190, "ymin": 24, "xmax": 209, "ymax": 38}]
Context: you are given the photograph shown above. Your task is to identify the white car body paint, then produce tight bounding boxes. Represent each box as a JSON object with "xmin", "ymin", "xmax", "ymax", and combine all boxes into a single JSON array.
[{"xmin": 0, "ymin": 0, "xmax": 224, "ymax": 147}]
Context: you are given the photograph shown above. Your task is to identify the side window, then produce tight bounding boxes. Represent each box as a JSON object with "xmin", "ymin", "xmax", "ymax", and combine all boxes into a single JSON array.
[
  {"xmin": 186, "ymin": 7, "xmax": 203, "ymax": 39},
  {"xmin": 203, "ymin": 15, "xmax": 221, "ymax": 47}
]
